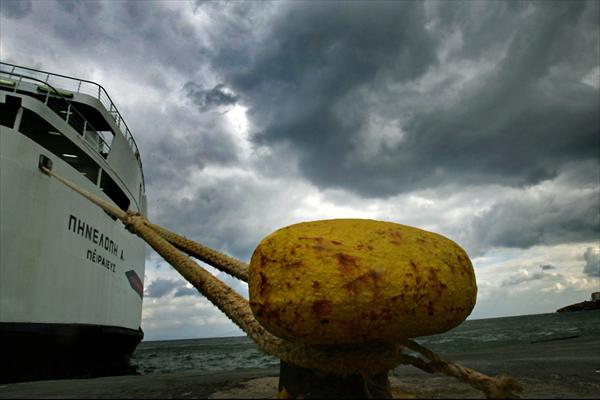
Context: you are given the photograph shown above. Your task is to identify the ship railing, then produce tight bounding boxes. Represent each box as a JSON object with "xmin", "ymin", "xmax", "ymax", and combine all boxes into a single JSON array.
[
  {"xmin": 0, "ymin": 70, "xmax": 114, "ymax": 159},
  {"xmin": 1, "ymin": 71, "xmax": 143, "ymax": 208},
  {"xmin": 0, "ymin": 62, "xmax": 143, "ymax": 183},
  {"xmin": 0, "ymin": 62, "xmax": 144, "ymax": 191}
]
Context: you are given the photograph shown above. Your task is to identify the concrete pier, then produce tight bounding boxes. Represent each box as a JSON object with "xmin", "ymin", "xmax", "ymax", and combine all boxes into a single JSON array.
[{"xmin": 1, "ymin": 336, "xmax": 598, "ymax": 399}]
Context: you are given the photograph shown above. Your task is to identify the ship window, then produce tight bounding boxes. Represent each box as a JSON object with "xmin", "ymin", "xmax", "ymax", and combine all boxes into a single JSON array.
[
  {"xmin": 100, "ymin": 173, "xmax": 130, "ymax": 212},
  {"xmin": 17, "ymin": 108, "xmax": 131, "ymax": 213},
  {"xmin": 97, "ymin": 131, "xmax": 113, "ymax": 156},
  {"xmin": 0, "ymin": 95, "xmax": 21, "ymax": 128},
  {"xmin": 18, "ymin": 108, "xmax": 99, "ymax": 184}
]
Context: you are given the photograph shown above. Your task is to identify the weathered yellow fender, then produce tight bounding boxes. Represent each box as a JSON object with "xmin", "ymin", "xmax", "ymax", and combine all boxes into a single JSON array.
[{"xmin": 249, "ymin": 219, "xmax": 477, "ymax": 345}]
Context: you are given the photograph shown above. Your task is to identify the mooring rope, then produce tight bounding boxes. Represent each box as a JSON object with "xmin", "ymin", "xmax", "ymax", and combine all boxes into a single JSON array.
[
  {"xmin": 40, "ymin": 166, "xmax": 522, "ymax": 399},
  {"xmin": 401, "ymin": 340, "xmax": 523, "ymax": 398},
  {"xmin": 145, "ymin": 221, "xmax": 249, "ymax": 282}
]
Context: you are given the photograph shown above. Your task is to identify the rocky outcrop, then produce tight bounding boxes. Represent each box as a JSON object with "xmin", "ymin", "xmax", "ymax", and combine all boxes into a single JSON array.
[{"xmin": 556, "ymin": 300, "xmax": 600, "ymax": 313}]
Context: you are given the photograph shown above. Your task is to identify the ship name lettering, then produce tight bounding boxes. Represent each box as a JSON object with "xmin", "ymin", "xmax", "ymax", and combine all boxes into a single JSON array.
[
  {"xmin": 77, "ymin": 219, "xmax": 85, "ymax": 236},
  {"xmin": 68, "ymin": 214, "xmax": 122, "ymax": 258},
  {"xmin": 85, "ymin": 225, "xmax": 93, "ymax": 241}
]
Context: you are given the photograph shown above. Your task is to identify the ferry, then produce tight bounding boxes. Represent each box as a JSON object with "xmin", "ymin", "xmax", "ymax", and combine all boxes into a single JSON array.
[{"xmin": 0, "ymin": 63, "xmax": 146, "ymax": 382}]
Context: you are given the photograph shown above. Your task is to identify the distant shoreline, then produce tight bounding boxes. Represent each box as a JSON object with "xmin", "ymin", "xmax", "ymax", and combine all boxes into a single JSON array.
[{"xmin": 556, "ymin": 300, "xmax": 600, "ymax": 313}]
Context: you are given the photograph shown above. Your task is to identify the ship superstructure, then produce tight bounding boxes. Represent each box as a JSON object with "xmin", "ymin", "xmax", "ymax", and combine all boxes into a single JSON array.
[{"xmin": 0, "ymin": 62, "xmax": 146, "ymax": 382}]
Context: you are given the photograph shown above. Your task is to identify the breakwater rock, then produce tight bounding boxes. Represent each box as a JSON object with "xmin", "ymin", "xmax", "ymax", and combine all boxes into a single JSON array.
[{"xmin": 557, "ymin": 300, "xmax": 600, "ymax": 313}]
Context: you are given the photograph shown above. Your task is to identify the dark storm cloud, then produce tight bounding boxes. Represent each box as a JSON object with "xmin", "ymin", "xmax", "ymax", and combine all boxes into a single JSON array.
[
  {"xmin": 174, "ymin": 286, "xmax": 198, "ymax": 297},
  {"xmin": 228, "ymin": 1, "xmax": 436, "ymax": 190},
  {"xmin": 401, "ymin": 1, "xmax": 598, "ymax": 188},
  {"xmin": 146, "ymin": 278, "xmax": 184, "ymax": 298},
  {"xmin": 583, "ymin": 247, "xmax": 600, "ymax": 277},
  {"xmin": 222, "ymin": 1, "xmax": 599, "ymax": 197},
  {"xmin": 184, "ymin": 82, "xmax": 239, "ymax": 110},
  {"xmin": 152, "ymin": 176, "xmax": 270, "ymax": 262},
  {"xmin": 42, "ymin": 1, "xmax": 206, "ymax": 74},
  {"xmin": 134, "ymin": 98, "xmax": 242, "ymax": 189},
  {"xmin": 56, "ymin": 0, "xmax": 101, "ymax": 16},
  {"xmin": 138, "ymin": 0, "xmax": 599, "ymax": 257},
  {"xmin": 0, "ymin": 0, "xmax": 32, "ymax": 19},
  {"xmin": 143, "ymin": 126, "xmax": 239, "ymax": 186},
  {"xmin": 469, "ymin": 183, "xmax": 599, "ymax": 253}
]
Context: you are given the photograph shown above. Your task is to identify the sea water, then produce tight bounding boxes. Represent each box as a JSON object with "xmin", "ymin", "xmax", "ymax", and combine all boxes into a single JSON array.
[{"xmin": 130, "ymin": 310, "xmax": 600, "ymax": 375}]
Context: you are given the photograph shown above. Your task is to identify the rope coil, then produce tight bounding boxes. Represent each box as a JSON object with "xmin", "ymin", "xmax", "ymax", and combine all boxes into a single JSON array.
[{"xmin": 40, "ymin": 166, "xmax": 523, "ymax": 399}]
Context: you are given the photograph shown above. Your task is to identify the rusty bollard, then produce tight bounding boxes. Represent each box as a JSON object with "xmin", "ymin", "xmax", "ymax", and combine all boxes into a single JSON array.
[{"xmin": 248, "ymin": 219, "xmax": 477, "ymax": 399}]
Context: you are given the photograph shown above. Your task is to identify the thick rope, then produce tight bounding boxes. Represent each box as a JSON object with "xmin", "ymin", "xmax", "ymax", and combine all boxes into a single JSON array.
[
  {"xmin": 41, "ymin": 166, "xmax": 128, "ymax": 221},
  {"xmin": 145, "ymin": 222, "xmax": 248, "ymax": 282},
  {"xmin": 401, "ymin": 340, "xmax": 524, "ymax": 399},
  {"xmin": 40, "ymin": 166, "xmax": 523, "ymax": 398},
  {"xmin": 124, "ymin": 214, "xmax": 261, "ymax": 337}
]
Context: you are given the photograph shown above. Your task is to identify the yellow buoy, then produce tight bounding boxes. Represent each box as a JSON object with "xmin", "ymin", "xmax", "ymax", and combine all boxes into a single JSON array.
[{"xmin": 249, "ymin": 219, "xmax": 477, "ymax": 345}]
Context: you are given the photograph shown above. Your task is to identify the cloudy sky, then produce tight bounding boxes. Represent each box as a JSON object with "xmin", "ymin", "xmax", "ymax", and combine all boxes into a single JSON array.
[{"xmin": 1, "ymin": 0, "xmax": 598, "ymax": 341}]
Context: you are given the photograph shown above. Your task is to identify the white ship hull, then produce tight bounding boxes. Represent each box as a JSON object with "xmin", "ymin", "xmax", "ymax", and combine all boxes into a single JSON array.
[
  {"xmin": 0, "ymin": 63, "xmax": 147, "ymax": 382},
  {"xmin": 0, "ymin": 130, "xmax": 145, "ymax": 329}
]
